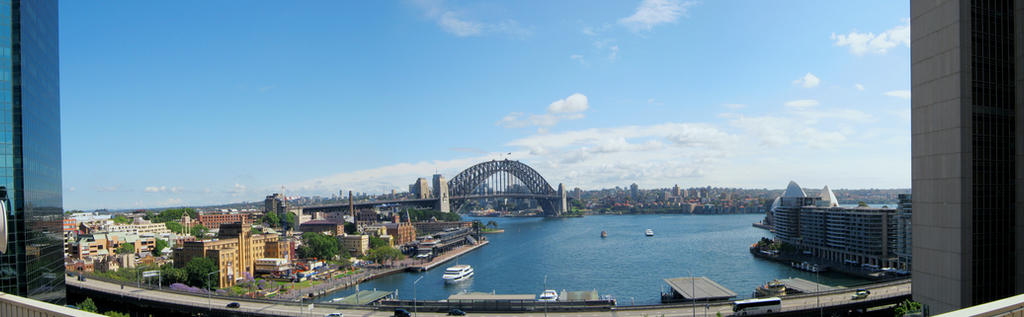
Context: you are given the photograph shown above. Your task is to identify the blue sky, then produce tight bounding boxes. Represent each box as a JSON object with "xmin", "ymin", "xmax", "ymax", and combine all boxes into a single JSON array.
[{"xmin": 60, "ymin": 0, "xmax": 910, "ymax": 210}]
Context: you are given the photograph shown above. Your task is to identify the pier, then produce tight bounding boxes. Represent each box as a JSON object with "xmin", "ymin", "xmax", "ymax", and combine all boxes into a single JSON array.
[{"xmin": 409, "ymin": 240, "xmax": 489, "ymax": 272}]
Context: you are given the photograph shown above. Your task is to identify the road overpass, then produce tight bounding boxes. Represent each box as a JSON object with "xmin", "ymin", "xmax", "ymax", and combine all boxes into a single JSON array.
[{"xmin": 66, "ymin": 275, "xmax": 910, "ymax": 316}]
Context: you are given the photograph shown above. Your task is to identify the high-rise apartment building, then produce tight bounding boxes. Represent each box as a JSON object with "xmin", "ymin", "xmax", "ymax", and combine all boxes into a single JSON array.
[
  {"xmin": 912, "ymin": 1, "xmax": 1024, "ymax": 313},
  {"xmin": 264, "ymin": 193, "xmax": 287, "ymax": 229},
  {"xmin": 0, "ymin": 0, "xmax": 64, "ymax": 304}
]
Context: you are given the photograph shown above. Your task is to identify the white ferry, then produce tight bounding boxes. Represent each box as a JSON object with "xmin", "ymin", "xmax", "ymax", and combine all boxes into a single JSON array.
[
  {"xmin": 442, "ymin": 265, "xmax": 474, "ymax": 283},
  {"xmin": 645, "ymin": 229, "xmax": 655, "ymax": 236},
  {"xmin": 538, "ymin": 290, "xmax": 558, "ymax": 302}
]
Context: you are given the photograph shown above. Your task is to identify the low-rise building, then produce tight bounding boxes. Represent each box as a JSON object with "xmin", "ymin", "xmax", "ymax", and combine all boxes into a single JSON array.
[
  {"xmin": 384, "ymin": 219, "xmax": 416, "ymax": 246},
  {"xmin": 70, "ymin": 232, "xmax": 156, "ymax": 259},
  {"xmin": 173, "ymin": 220, "xmax": 288, "ymax": 287},
  {"xmin": 298, "ymin": 219, "xmax": 346, "ymax": 236},
  {"xmin": 412, "ymin": 221, "xmax": 472, "ymax": 234},
  {"xmin": 338, "ymin": 234, "xmax": 369, "ymax": 256},
  {"xmin": 101, "ymin": 221, "xmax": 171, "ymax": 235},
  {"xmin": 198, "ymin": 212, "xmax": 246, "ymax": 229}
]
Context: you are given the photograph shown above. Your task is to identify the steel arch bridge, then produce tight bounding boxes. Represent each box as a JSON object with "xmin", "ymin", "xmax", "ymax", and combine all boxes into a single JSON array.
[{"xmin": 447, "ymin": 160, "xmax": 567, "ymax": 215}]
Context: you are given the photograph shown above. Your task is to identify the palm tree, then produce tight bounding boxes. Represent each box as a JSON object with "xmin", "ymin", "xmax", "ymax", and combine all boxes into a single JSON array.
[{"xmin": 486, "ymin": 220, "xmax": 499, "ymax": 229}]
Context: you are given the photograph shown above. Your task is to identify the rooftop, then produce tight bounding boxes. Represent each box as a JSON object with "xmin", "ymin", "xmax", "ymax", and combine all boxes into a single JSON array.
[{"xmin": 663, "ymin": 277, "xmax": 738, "ymax": 300}]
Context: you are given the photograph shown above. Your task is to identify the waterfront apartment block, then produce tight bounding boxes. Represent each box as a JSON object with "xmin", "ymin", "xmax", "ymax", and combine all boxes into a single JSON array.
[
  {"xmin": 173, "ymin": 220, "xmax": 288, "ymax": 287},
  {"xmin": 771, "ymin": 182, "xmax": 906, "ymax": 270},
  {"xmin": 911, "ymin": 1, "xmax": 1024, "ymax": 313},
  {"xmin": 197, "ymin": 212, "xmax": 246, "ymax": 229}
]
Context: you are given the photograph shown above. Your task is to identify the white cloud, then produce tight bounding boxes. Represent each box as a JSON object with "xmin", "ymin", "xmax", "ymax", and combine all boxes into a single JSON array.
[
  {"xmin": 228, "ymin": 183, "xmax": 247, "ymax": 196},
  {"xmin": 792, "ymin": 73, "xmax": 820, "ymax": 88},
  {"xmin": 570, "ymin": 54, "xmax": 585, "ymax": 64},
  {"xmin": 548, "ymin": 93, "xmax": 589, "ymax": 113},
  {"xmin": 439, "ymin": 12, "xmax": 482, "ymax": 37},
  {"xmin": 608, "ymin": 46, "xmax": 619, "ymax": 60},
  {"xmin": 831, "ymin": 20, "xmax": 910, "ymax": 55},
  {"xmin": 413, "ymin": 1, "xmax": 530, "ymax": 38},
  {"xmin": 498, "ymin": 93, "xmax": 590, "ymax": 129},
  {"xmin": 145, "ymin": 186, "xmax": 182, "ymax": 193},
  {"xmin": 784, "ymin": 99, "xmax": 819, "ymax": 108},
  {"xmin": 855, "ymin": 84, "xmax": 865, "ymax": 91},
  {"xmin": 884, "ymin": 90, "xmax": 911, "ymax": 100},
  {"xmin": 619, "ymin": 0, "xmax": 697, "ymax": 32},
  {"xmin": 68, "ymin": 186, "xmax": 77, "ymax": 192}
]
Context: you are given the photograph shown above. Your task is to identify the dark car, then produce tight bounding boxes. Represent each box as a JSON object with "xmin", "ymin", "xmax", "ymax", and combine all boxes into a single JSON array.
[
  {"xmin": 393, "ymin": 308, "xmax": 411, "ymax": 317},
  {"xmin": 226, "ymin": 302, "xmax": 240, "ymax": 308},
  {"xmin": 447, "ymin": 308, "xmax": 467, "ymax": 316}
]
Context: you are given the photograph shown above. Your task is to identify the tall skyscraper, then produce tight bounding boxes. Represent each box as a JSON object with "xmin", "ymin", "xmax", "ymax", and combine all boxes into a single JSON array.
[
  {"xmin": 0, "ymin": 0, "xmax": 64, "ymax": 304},
  {"xmin": 912, "ymin": 1, "xmax": 1022, "ymax": 313}
]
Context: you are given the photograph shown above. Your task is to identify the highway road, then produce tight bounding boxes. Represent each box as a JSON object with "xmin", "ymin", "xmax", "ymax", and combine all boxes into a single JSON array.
[{"xmin": 66, "ymin": 277, "xmax": 909, "ymax": 316}]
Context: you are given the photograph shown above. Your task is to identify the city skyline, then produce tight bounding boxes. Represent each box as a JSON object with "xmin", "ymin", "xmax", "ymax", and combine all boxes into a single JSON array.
[{"xmin": 61, "ymin": 1, "xmax": 911, "ymax": 210}]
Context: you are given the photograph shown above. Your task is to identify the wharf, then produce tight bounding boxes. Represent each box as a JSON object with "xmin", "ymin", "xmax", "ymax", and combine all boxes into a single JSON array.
[
  {"xmin": 661, "ymin": 277, "xmax": 738, "ymax": 303},
  {"xmin": 408, "ymin": 240, "xmax": 489, "ymax": 272},
  {"xmin": 749, "ymin": 247, "xmax": 898, "ymax": 280},
  {"xmin": 752, "ymin": 222, "xmax": 771, "ymax": 230},
  {"xmin": 330, "ymin": 290, "xmax": 394, "ymax": 305},
  {"xmin": 776, "ymin": 277, "xmax": 839, "ymax": 294}
]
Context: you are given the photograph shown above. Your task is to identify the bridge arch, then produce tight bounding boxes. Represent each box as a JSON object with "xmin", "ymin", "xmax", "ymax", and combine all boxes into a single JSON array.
[{"xmin": 447, "ymin": 160, "xmax": 565, "ymax": 215}]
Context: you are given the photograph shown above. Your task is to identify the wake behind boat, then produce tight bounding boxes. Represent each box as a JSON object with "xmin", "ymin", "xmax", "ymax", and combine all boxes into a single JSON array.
[{"xmin": 442, "ymin": 265, "xmax": 474, "ymax": 283}]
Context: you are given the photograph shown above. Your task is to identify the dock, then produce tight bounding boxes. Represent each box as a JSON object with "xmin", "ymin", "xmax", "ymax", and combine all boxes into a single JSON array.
[
  {"xmin": 776, "ymin": 278, "xmax": 838, "ymax": 294},
  {"xmin": 448, "ymin": 292, "xmax": 536, "ymax": 302},
  {"xmin": 330, "ymin": 290, "xmax": 394, "ymax": 305},
  {"xmin": 661, "ymin": 277, "xmax": 738, "ymax": 303},
  {"xmin": 409, "ymin": 240, "xmax": 489, "ymax": 272}
]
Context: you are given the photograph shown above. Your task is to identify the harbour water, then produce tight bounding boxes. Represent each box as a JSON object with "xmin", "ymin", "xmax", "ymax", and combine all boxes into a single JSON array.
[{"xmin": 319, "ymin": 214, "xmax": 869, "ymax": 305}]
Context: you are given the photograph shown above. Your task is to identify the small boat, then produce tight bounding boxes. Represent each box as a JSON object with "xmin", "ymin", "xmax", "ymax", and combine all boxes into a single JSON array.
[
  {"xmin": 645, "ymin": 229, "xmax": 654, "ymax": 236},
  {"xmin": 600, "ymin": 231, "xmax": 608, "ymax": 238},
  {"xmin": 538, "ymin": 289, "xmax": 558, "ymax": 302},
  {"xmin": 442, "ymin": 265, "xmax": 474, "ymax": 283}
]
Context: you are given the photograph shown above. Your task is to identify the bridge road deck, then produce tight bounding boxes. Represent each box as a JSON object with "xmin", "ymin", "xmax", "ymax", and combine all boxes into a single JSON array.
[{"xmin": 66, "ymin": 274, "xmax": 910, "ymax": 316}]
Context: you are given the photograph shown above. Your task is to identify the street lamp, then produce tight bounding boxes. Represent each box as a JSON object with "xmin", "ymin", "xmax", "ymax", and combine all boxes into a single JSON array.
[
  {"xmin": 689, "ymin": 270, "xmax": 695, "ymax": 317},
  {"xmin": 543, "ymin": 274, "xmax": 548, "ymax": 317},
  {"xmin": 207, "ymin": 271, "xmax": 218, "ymax": 311},
  {"xmin": 413, "ymin": 275, "xmax": 424, "ymax": 317}
]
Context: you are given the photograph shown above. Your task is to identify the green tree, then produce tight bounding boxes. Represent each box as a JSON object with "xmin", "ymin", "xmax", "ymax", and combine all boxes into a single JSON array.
[
  {"xmin": 104, "ymin": 311, "xmax": 130, "ymax": 317},
  {"xmin": 152, "ymin": 238, "xmax": 169, "ymax": 257},
  {"xmin": 857, "ymin": 201, "xmax": 869, "ymax": 207},
  {"xmin": 895, "ymin": 300, "xmax": 922, "ymax": 317},
  {"xmin": 296, "ymin": 232, "xmax": 339, "ymax": 260},
  {"xmin": 190, "ymin": 223, "xmax": 208, "ymax": 239},
  {"xmin": 115, "ymin": 243, "xmax": 135, "ymax": 255},
  {"xmin": 471, "ymin": 220, "xmax": 484, "ymax": 230},
  {"xmin": 165, "ymin": 222, "xmax": 184, "ymax": 234},
  {"xmin": 160, "ymin": 263, "xmax": 187, "ymax": 285},
  {"xmin": 367, "ymin": 246, "xmax": 403, "ymax": 265},
  {"xmin": 344, "ymin": 222, "xmax": 357, "ymax": 234},
  {"xmin": 144, "ymin": 208, "xmax": 197, "ymax": 223},
  {"xmin": 184, "ymin": 257, "xmax": 218, "ymax": 289},
  {"xmin": 112, "ymin": 214, "xmax": 132, "ymax": 224},
  {"xmin": 405, "ymin": 209, "xmax": 461, "ymax": 222},
  {"xmin": 251, "ymin": 226, "xmax": 263, "ymax": 234},
  {"xmin": 369, "ymin": 236, "xmax": 389, "ymax": 249},
  {"xmin": 262, "ymin": 212, "xmax": 280, "ymax": 227},
  {"xmin": 486, "ymin": 220, "xmax": 499, "ymax": 229},
  {"xmin": 286, "ymin": 212, "xmax": 298, "ymax": 229},
  {"xmin": 78, "ymin": 298, "xmax": 98, "ymax": 313}
]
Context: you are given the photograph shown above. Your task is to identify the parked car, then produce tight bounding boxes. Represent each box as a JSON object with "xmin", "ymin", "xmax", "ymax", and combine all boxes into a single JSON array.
[
  {"xmin": 325, "ymin": 313, "xmax": 344, "ymax": 317},
  {"xmin": 226, "ymin": 302, "xmax": 240, "ymax": 308},
  {"xmin": 447, "ymin": 308, "xmax": 467, "ymax": 316},
  {"xmin": 851, "ymin": 289, "xmax": 870, "ymax": 300},
  {"xmin": 394, "ymin": 308, "xmax": 411, "ymax": 317}
]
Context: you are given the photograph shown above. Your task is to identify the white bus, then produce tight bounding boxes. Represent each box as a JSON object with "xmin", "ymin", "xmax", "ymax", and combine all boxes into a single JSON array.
[{"xmin": 732, "ymin": 297, "xmax": 782, "ymax": 316}]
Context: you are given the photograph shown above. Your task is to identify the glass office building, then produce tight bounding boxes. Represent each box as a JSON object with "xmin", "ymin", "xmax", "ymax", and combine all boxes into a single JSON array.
[{"xmin": 0, "ymin": 0, "xmax": 64, "ymax": 304}]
